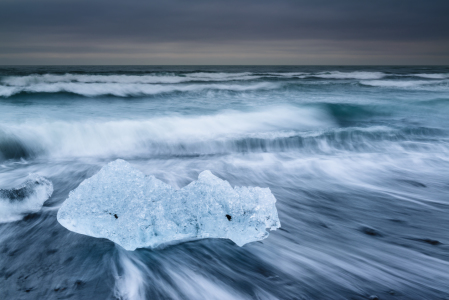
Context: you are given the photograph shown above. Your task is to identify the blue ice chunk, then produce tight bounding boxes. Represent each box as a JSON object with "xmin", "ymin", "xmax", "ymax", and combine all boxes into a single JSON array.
[
  {"xmin": 57, "ymin": 159, "xmax": 280, "ymax": 250},
  {"xmin": 0, "ymin": 174, "xmax": 53, "ymax": 223}
]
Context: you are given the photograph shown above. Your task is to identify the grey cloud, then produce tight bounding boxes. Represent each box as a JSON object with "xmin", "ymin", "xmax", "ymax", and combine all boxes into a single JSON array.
[{"xmin": 0, "ymin": 0, "xmax": 448, "ymax": 64}]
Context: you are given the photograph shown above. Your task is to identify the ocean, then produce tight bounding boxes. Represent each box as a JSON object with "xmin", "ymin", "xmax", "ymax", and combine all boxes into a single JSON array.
[{"xmin": 0, "ymin": 66, "xmax": 448, "ymax": 299}]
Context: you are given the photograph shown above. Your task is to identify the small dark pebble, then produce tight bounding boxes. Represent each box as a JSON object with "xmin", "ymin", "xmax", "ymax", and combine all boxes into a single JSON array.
[
  {"xmin": 419, "ymin": 238, "xmax": 441, "ymax": 245},
  {"xmin": 47, "ymin": 249, "xmax": 58, "ymax": 255},
  {"xmin": 64, "ymin": 257, "xmax": 74, "ymax": 263},
  {"xmin": 389, "ymin": 219, "xmax": 406, "ymax": 224},
  {"xmin": 22, "ymin": 213, "xmax": 39, "ymax": 221},
  {"xmin": 226, "ymin": 214, "xmax": 232, "ymax": 221},
  {"xmin": 8, "ymin": 249, "xmax": 19, "ymax": 257},
  {"xmin": 369, "ymin": 295, "xmax": 379, "ymax": 300},
  {"xmin": 2, "ymin": 271, "xmax": 13, "ymax": 280},
  {"xmin": 407, "ymin": 237, "xmax": 442, "ymax": 245},
  {"xmin": 399, "ymin": 179, "xmax": 427, "ymax": 188},
  {"xmin": 360, "ymin": 226, "xmax": 382, "ymax": 237},
  {"xmin": 74, "ymin": 280, "xmax": 85, "ymax": 288}
]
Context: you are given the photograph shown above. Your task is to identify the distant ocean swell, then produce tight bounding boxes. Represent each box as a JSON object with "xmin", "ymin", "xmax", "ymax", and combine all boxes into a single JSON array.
[{"xmin": 1, "ymin": 71, "xmax": 448, "ymax": 97}]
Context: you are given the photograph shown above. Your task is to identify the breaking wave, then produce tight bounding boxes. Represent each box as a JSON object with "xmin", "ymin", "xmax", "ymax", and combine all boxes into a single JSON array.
[
  {"xmin": 0, "ymin": 71, "xmax": 386, "ymax": 86},
  {"xmin": 0, "ymin": 82, "xmax": 279, "ymax": 97},
  {"xmin": 1, "ymin": 106, "xmax": 447, "ymax": 161},
  {"xmin": 360, "ymin": 79, "xmax": 449, "ymax": 90},
  {"xmin": 0, "ymin": 106, "xmax": 332, "ymax": 159},
  {"xmin": 412, "ymin": 73, "xmax": 449, "ymax": 79},
  {"xmin": 1, "ymin": 73, "xmax": 261, "ymax": 86},
  {"xmin": 313, "ymin": 71, "xmax": 385, "ymax": 80}
]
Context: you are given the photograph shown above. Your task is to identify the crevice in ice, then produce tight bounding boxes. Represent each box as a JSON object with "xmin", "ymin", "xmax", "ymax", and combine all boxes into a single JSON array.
[{"xmin": 57, "ymin": 159, "xmax": 281, "ymax": 251}]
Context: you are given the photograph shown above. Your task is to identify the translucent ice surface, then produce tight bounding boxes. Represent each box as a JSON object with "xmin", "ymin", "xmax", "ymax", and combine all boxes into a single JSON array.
[
  {"xmin": 0, "ymin": 174, "xmax": 53, "ymax": 223},
  {"xmin": 57, "ymin": 159, "xmax": 280, "ymax": 250}
]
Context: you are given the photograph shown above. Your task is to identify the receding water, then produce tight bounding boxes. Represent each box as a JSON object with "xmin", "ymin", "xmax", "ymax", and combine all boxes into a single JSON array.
[{"xmin": 1, "ymin": 66, "xmax": 449, "ymax": 299}]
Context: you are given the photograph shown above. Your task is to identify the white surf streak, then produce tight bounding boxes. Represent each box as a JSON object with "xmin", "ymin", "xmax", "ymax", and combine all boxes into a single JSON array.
[
  {"xmin": 112, "ymin": 250, "xmax": 148, "ymax": 300},
  {"xmin": 166, "ymin": 267, "xmax": 247, "ymax": 300}
]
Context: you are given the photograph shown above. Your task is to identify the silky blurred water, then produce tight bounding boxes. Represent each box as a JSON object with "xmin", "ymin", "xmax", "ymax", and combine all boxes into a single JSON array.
[{"xmin": 1, "ymin": 66, "xmax": 449, "ymax": 300}]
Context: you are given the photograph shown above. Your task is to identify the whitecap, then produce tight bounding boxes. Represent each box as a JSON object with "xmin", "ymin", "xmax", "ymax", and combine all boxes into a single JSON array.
[
  {"xmin": 412, "ymin": 73, "xmax": 449, "ymax": 79},
  {"xmin": 314, "ymin": 71, "xmax": 385, "ymax": 80},
  {"xmin": 360, "ymin": 79, "xmax": 447, "ymax": 89}
]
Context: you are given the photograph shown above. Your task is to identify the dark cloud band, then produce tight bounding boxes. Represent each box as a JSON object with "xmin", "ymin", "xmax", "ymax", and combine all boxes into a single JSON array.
[{"xmin": 0, "ymin": 0, "xmax": 448, "ymax": 64}]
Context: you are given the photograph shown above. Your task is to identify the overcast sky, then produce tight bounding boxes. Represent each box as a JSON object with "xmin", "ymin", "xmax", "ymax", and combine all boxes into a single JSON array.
[{"xmin": 1, "ymin": 0, "xmax": 448, "ymax": 65}]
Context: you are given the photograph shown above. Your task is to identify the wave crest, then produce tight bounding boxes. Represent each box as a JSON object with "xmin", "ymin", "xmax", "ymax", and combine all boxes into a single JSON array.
[{"xmin": 0, "ymin": 82, "xmax": 279, "ymax": 97}]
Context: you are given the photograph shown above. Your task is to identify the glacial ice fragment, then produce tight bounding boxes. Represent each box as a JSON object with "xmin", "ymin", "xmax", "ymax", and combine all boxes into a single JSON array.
[
  {"xmin": 57, "ymin": 159, "xmax": 280, "ymax": 250},
  {"xmin": 0, "ymin": 174, "xmax": 53, "ymax": 223}
]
